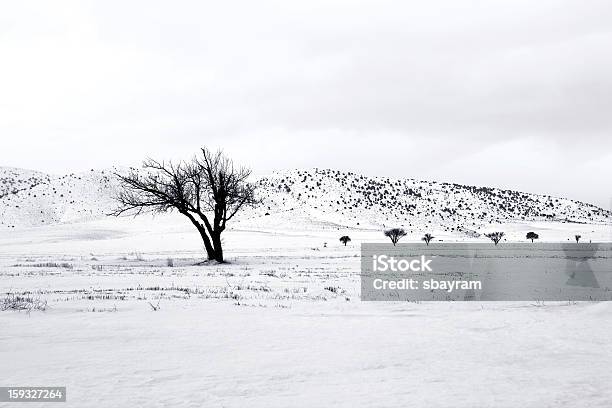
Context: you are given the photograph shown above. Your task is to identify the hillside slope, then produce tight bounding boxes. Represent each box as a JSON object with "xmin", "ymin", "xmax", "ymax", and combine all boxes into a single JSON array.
[
  {"xmin": 0, "ymin": 169, "xmax": 118, "ymax": 228},
  {"xmin": 1, "ymin": 167, "xmax": 610, "ymax": 237},
  {"xmin": 0, "ymin": 167, "xmax": 50, "ymax": 198},
  {"xmin": 237, "ymin": 169, "xmax": 610, "ymax": 234}
]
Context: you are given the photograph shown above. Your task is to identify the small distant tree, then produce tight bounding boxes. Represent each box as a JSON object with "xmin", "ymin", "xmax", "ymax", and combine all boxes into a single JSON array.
[
  {"xmin": 575, "ymin": 234, "xmax": 581, "ymax": 243},
  {"xmin": 339, "ymin": 235, "xmax": 351, "ymax": 246},
  {"xmin": 526, "ymin": 232, "xmax": 539, "ymax": 243},
  {"xmin": 384, "ymin": 228, "xmax": 407, "ymax": 246},
  {"xmin": 422, "ymin": 233, "xmax": 434, "ymax": 246},
  {"xmin": 485, "ymin": 231, "xmax": 505, "ymax": 246}
]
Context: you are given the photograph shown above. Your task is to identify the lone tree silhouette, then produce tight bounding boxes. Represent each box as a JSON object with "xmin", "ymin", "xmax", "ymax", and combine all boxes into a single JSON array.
[
  {"xmin": 485, "ymin": 232, "xmax": 505, "ymax": 246},
  {"xmin": 339, "ymin": 236, "xmax": 351, "ymax": 246},
  {"xmin": 575, "ymin": 234, "xmax": 581, "ymax": 243},
  {"xmin": 111, "ymin": 147, "xmax": 258, "ymax": 263},
  {"xmin": 384, "ymin": 228, "xmax": 407, "ymax": 246},
  {"xmin": 526, "ymin": 232, "xmax": 539, "ymax": 243},
  {"xmin": 422, "ymin": 233, "xmax": 434, "ymax": 246}
]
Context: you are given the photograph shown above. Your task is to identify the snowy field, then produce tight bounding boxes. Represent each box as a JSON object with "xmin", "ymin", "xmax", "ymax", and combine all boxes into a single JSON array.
[{"xmin": 2, "ymin": 215, "xmax": 612, "ymax": 407}]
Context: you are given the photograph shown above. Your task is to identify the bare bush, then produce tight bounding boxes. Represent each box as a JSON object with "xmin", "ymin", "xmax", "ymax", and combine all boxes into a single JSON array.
[
  {"xmin": 384, "ymin": 228, "xmax": 407, "ymax": 246},
  {"xmin": 1, "ymin": 293, "xmax": 47, "ymax": 312},
  {"xmin": 485, "ymin": 232, "xmax": 505, "ymax": 245}
]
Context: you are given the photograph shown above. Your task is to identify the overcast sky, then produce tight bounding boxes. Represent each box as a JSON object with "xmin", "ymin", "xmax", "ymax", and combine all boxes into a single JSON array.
[{"xmin": 1, "ymin": 0, "xmax": 611, "ymax": 207}]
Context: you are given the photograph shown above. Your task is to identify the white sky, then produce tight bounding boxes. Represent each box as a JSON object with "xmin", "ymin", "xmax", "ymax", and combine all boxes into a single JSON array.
[{"xmin": 1, "ymin": 0, "xmax": 611, "ymax": 207}]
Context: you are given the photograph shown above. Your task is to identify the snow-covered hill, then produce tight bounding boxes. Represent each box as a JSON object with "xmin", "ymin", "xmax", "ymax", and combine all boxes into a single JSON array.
[
  {"xmin": 0, "ymin": 168, "xmax": 119, "ymax": 228},
  {"xmin": 228, "ymin": 169, "xmax": 611, "ymax": 238},
  {"xmin": 0, "ymin": 167, "xmax": 50, "ymax": 198},
  {"xmin": 1, "ymin": 167, "xmax": 610, "ymax": 237},
  {"xmin": 242, "ymin": 169, "xmax": 611, "ymax": 234}
]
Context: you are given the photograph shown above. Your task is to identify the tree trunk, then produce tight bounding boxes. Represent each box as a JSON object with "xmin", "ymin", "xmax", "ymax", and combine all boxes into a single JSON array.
[
  {"xmin": 211, "ymin": 232, "xmax": 224, "ymax": 262},
  {"xmin": 194, "ymin": 226, "xmax": 216, "ymax": 261},
  {"xmin": 183, "ymin": 212, "xmax": 216, "ymax": 261}
]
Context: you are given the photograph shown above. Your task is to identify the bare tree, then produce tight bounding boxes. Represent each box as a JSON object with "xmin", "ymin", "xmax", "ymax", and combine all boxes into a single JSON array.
[
  {"xmin": 339, "ymin": 235, "xmax": 351, "ymax": 246},
  {"xmin": 422, "ymin": 233, "xmax": 434, "ymax": 246},
  {"xmin": 384, "ymin": 228, "xmax": 407, "ymax": 246},
  {"xmin": 575, "ymin": 234, "xmax": 581, "ymax": 243},
  {"xmin": 485, "ymin": 231, "xmax": 505, "ymax": 246},
  {"xmin": 111, "ymin": 147, "xmax": 258, "ymax": 263},
  {"xmin": 526, "ymin": 232, "xmax": 539, "ymax": 243}
]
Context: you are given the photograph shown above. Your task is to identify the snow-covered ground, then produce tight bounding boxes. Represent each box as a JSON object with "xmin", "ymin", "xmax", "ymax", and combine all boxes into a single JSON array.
[{"xmin": 2, "ymin": 215, "xmax": 612, "ymax": 407}]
